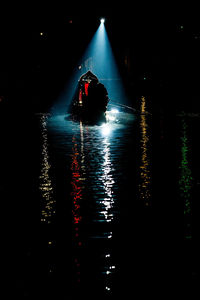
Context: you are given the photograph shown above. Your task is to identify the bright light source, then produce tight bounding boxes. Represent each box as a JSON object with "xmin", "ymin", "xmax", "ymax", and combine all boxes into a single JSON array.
[
  {"xmin": 101, "ymin": 123, "xmax": 111, "ymax": 136},
  {"xmin": 111, "ymin": 109, "xmax": 119, "ymax": 114},
  {"xmin": 107, "ymin": 115, "xmax": 115, "ymax": 122},
  {"xmin": 106, "ymin": 108, "xmax": 119, "ymax": 122},
  {"xmin": 51, "ymin": 13, "xmax": 127, "ymax": 115}
]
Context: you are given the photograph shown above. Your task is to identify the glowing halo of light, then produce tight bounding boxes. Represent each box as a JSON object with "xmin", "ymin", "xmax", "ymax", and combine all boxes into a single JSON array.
[
  {"xmin": 110, "ymin": 108, "xmax": 119, "ymax": 114},
  {"xmin": 101, "ymin": 123, "xmax": 112, "ymax": 136},
  {"xmin": 51, "ymin": 17, "xmax": 128, "ymax": 114}
]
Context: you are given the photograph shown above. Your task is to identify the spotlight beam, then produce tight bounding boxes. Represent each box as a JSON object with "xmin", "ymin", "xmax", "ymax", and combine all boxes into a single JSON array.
[{"xmin": 51, "ymin": 17, "xmax": 128, "ymax": 114}]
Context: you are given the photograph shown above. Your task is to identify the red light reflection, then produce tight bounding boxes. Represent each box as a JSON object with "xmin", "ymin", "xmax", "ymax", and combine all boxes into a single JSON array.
[
  {"xmin": 71, "ymin": 136, "xmax": 82, "ymax": 224},
  {"xmin": 71, "ymin": 134, "xmax": 83, "ymax": 287}
]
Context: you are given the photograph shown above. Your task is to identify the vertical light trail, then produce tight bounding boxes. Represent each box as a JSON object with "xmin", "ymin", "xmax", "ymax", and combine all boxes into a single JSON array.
[
  {"xmin": 178, "ymin": 118, "xmax": 193, "ymax": 239},
  {"xmin": 99, "ymin": 137, "xmax": 115, "ymax": 223},
  {"xmin": 39, "ymin": 114, "xmax": 56, "ymax": 223},
  {"xmin": 71, "ymin": 121, "xmax": 86, "ymax": 287},
  {"xmin": 100, "ymin": 134, "xmax": 116, "ymax": 294},
  {"xmin": 71, "ymin": 135, "xmax": 82, "ymax": 225},
  {"xmin": 139, "ymin": 96, "xmax": 151, "ymax": 206}
]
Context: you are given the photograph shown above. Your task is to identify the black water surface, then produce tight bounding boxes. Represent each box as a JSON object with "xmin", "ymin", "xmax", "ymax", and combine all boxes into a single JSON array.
[{"xmin": 1, "ymin": 96, "xmax": 200, "ymax": 298}]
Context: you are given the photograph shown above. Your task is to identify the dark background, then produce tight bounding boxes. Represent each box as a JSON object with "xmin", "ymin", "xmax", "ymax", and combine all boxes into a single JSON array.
[
  {"xmin": 1, "ymin": 4, "xmax": 200, "ymax": 114},
  {"xmin": 1, "ymin": 3, "xmax": 200, "ymax": 298}
]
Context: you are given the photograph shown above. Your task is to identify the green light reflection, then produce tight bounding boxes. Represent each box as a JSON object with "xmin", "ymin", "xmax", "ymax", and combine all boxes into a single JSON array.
[{"xmin": 178, "ymin": 117, "xmax": 192, "ymax": 239}]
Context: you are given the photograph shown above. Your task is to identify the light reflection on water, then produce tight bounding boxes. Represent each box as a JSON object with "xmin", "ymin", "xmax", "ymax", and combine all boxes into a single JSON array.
[
  {"xmin": 178, "ymin": 117, "xmax": 193, "ymax": 239},
  {"xmin": 36, "ymin": 107, "xmax": 198, "ymax": 295},
  {"xmin": 71, "ymin": 134, "xmax": 82, "ymax": 225},
  {"xmin": 71, "ymin": 131, "xmax": 83, "ymax": 287},
  {"xmin": 69, "ymin": 116, "xmax": 123, "ymax": 294},
  {"xmin": 42, "ymin": 111, "xmax": 136, "ymax": 295},
  {"xmin": 39, "ymin": 114, "xmax": 56, "ymax": 223},
  {"xmin": 139, "ymin": 96, "xmax": 151, "ymax": 206},
  {"xmin": 98, "ymin": 129, "xmax": 116, "ymax": 293},
  {"xmin": 99, "ymin": 137, "xmax": 115, "ymax": 223},
  {"xmin": 12, "ymin": 100, "xmax": 200, "ymax": 297}
]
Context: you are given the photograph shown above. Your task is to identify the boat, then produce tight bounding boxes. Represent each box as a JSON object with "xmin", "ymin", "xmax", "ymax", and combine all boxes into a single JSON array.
[{"xmin": 69, "ymin": 71, "xmax": 109, "ymax": 124}]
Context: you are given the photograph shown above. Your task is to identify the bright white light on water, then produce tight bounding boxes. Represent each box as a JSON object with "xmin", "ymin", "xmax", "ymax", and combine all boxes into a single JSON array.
[
  {"xmin": 105, "ymin": 254, "xmax": 111, "ymax": 258},
  {"xmin": 107, "ymin": 115, "xmax": 116, "ymax": 121},
  {"xmin": 101, "ymin": 123, "xmax": 111, "ymax": 136},
  {"xmin": 100, "ymin": 18, "xmax": 105, "ymax": 24},
  {"xmin": 110, "ymin": 108, "xmax": 119, "ymax": 114},
  {"xmin": 106, "ymin": 108, "xmax": 120, "ymax": 122}
]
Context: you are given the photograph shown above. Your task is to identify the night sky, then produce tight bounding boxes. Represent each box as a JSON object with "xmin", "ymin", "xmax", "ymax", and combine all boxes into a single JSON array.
[{"xmin": 1, "ymin": 4, "xmax": 200, "ymax": 112}]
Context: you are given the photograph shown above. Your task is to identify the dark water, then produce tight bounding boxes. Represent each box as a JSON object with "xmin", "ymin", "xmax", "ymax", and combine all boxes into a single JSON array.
[{"xmin": 1, "ymin": 96, "xmax": 200, "ymax": 298}]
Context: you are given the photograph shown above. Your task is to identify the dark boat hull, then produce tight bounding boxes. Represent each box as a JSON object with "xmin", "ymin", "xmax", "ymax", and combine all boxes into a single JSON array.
[
  {"xmin": 70, "ymin": 105, "xmax": 107, "ymax": 125},
  {"xmin": 69, "ymin": 71, "xmax": 109, "ymax": 124}
]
